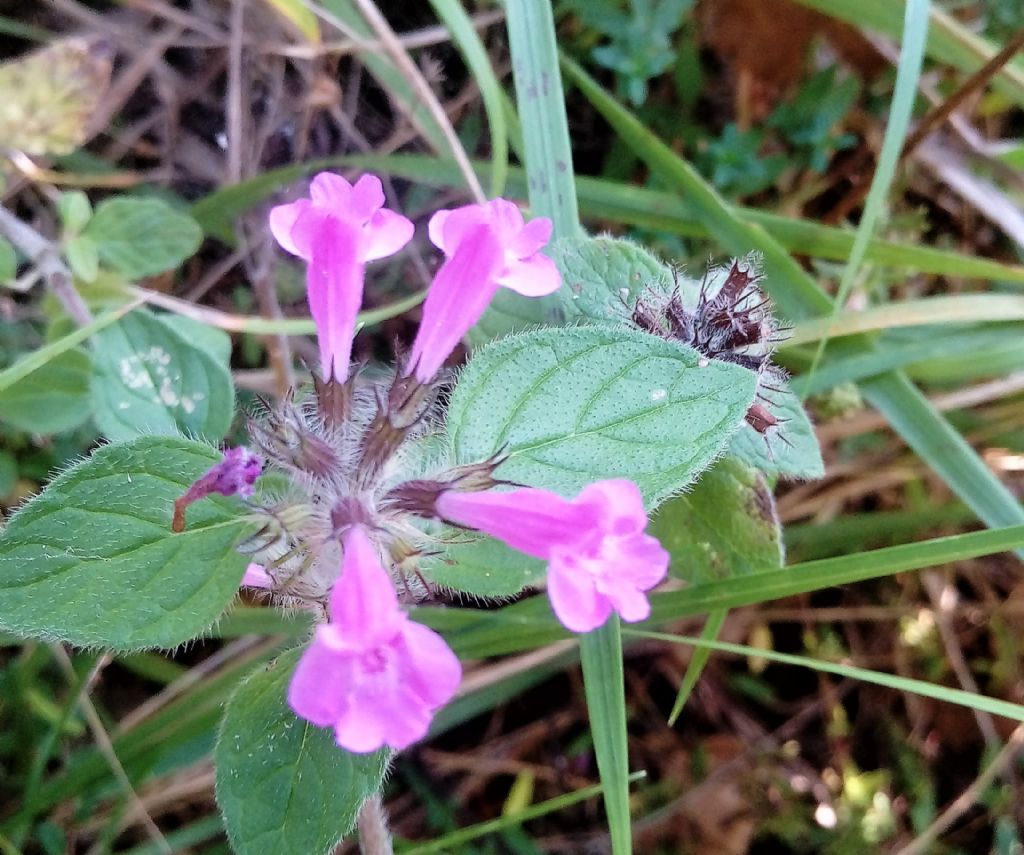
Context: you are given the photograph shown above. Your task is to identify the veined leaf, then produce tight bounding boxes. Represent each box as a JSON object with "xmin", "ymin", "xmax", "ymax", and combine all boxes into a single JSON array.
[
  {"xmin": 0, "ymin": 437, "xmax": 251, "ymax": 650},
  {"xmin": 447, "ymin": 325, "xmax": 758, "ymax": 504},
  {"xmin": 84, "ymin": 197, "xmax": 203, "ymax": 279},
  {"xmin": 651, "ymin": 456, "xmax": 783, "ymax": 584},
  {"xmin": 90, "ymin": 308, "xmax": 234, "ymax": 441},
  {"xmin": 216, "ymin": 648, "xmax": 389, "ymax": 855}
]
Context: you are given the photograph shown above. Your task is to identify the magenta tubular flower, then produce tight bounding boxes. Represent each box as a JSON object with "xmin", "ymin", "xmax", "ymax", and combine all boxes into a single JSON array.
[
  {"xmin": 437, "ymin": 479, "xmax": 669, "ymax": 633},
  {"xmin": 269, "ymin": 173, "xmax": 414, "ymax": 381},
  {"xmin": 408, "ymin": 199, "xmax": 560, "ymax": 382},
  {"xmin": 288, "ymin": 526, "xmax": 462, "ymax": 753}
]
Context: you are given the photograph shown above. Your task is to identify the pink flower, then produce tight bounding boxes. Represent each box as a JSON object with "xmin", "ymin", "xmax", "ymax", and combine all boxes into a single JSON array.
[
  {"xmin": 408, "ymin": 199, "xmax": 560, "ymax": 382},
  {"xmin": 269, "ymin": 173, "xmax": 414, "ymax": 381},
  {"xmin": 241, "ymin": 563, "xmax": 272, "ymax": 588},
  {"xmin": 288, "ymin": 526, "xmax": 462, "ymax": 753},
  {"xmin": 437, "ymin": 479, "xmax": 669, "ymax": 633}
]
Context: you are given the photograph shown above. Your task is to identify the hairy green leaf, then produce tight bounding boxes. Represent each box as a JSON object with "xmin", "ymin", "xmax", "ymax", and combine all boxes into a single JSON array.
[
  {"xmin": 448, "ymin": 325, "xmax": 757, "ymax": 503},
  {"xmin": 426, "ymin": 532, "xmax": 547, "ymax": 598},
  {"xmin": 216, "ymin": 648, "xmax": 389, "ymax": 855},
  {"xmin": 729, "ymin": 386, "xmax": 823, "ymax": 479},
  {"xmin": 90, "ymin": 308, "xmax": 234, "ymax": 441},
  {"xmin": 0, "ymin": 437, "xmax": 251, "ymax": 650},
  {"xmin": 552, "ymin": 234, "xmax": 672, "ymax": 325},
  {"xmin": 651, "ymin": 456, "xmax": 783, "ymax": 584}
]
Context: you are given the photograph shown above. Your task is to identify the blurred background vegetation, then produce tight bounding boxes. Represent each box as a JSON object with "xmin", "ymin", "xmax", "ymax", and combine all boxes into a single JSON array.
[{"xmin": 2, "ymin": 0, "xmax": 1024, "ymax": 852}]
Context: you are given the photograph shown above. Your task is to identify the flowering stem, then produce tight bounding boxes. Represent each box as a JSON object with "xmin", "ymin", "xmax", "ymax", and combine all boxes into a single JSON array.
[{"xmin": 356, "ymin": 794, "xmax": 393, "ymax": 855}]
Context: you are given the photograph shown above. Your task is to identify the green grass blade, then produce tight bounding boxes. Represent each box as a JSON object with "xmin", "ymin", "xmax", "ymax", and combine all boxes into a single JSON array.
[
  {"xmin": 194, "ymin": 152, "xmax": 1024, "ymax": 285},
  {"xmin": 783, "ymin": 294, "xmax": 1024, "ymax": 347},
  {"xmin": 424, "ymin": 523, "xmax": 1024, "ymax": 660},
  {"xmin": 428, "ymin": 0, "xmax": 508, "ymax": 198},
  {"xmin": 506, "ymin": 4, "xmax": 630, "ymax": 850},
  {"xmin": 505, "ymin": 1, "xmax": 580, "ymax": 239},
  {"xmin": 398, "ymin": 772, "xmax": 646, "ymax": 855},
  {"xmin": 579, "ymin": 619, "xmax": 632, "ymax": 855},
  {"xmin": 0, "ymin": 300, "xmax": 137, "ymax": 393},
  {"xmin": 560, "ymin": 56, "xmax": 1024, "ymax": 544},
  {"xmin": 806, "ymin": 0, "xmax": 929, "ymax": 381},
  {"xmin": 666, "ymin": 609, "xmax": 726, "ymax": 727},
  {"xmin": 629, "ymin": 630, "xmax": 1024, "ymax": 723}
]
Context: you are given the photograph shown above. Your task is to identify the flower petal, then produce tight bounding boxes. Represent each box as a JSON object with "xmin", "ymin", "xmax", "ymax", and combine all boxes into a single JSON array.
[
  {"xmin": 241, "ymin": 563, "xmax": 273, "ymax": 588},
  {"xmin": 362, "ymin": 208, "xmax": 414, "ymax": 262},
  {"xmin": 437, "ymin": 487, "xmax": 595, "ymax": 559},
  {"xmin": 348, "ymin": 174, "xmax": 386, "ymax": 223},
  {"xmin": 432, "ymin": 205, "xmax": 492, "ymax": 256},
  {"xmin": 498, "ymin": 252, "xmax": 562, "ymax": 297},
  {"xmin": 577, "ymin": 478, "xmax": 647, "ymax": 536},
  {"xmin": 547, "ymin": 554, "xmax": 611, "ymax": 633},
  {"xmin": 334, "ymin": 679, "xmax": 432, "ymax": 753},
  {"xmin": 486, "ymin": 198, "xmax": 525, "ymax": 243},
  {"xmin": 329, "ymin": 526, "xmax": 404, "ymax": 646},
  {"xmin": 426, "ymin": 209, "xmax": 452, "ymax": 252},
  {"xmin": 399, "ymin": 621, "xmax": 462, "ymax": 708},
  {"xmin": 287, "ymin": 630, "xmax": 354, "ymax": 728},
  {"xmin": 408, "ymin": 223, "xmax": 504, "ymax": 382},
  {"xmin": 310, "ymin": 172, "xmax": 354, "ymax": 207},
  {"xmin": 305, "ymin": 215, "xmax": 364, "ymax": 381},
  {"xmin": 510, "ymin": 217, "xmax": 553, "ymax": 257},
  {"xmin": 598, "ymin": 577, "xmax": 651, "ymax": 623},
  {"xmin": 268, "ymin": 199, "xmax": 312, "ymax": 259}
]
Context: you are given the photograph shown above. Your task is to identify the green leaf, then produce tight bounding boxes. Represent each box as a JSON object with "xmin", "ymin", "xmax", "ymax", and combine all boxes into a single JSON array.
[
  {"xmin": 216, "ymin": 648, "xmax": 389, "ymax": 855},
  {"xmin": 650, "ymin": 456, "xmax": 783, "ymax": 584},
  {"xmin": 65, "ymin": 234, "xmax": 99, "ymax": 283},
  {"xmin": 425, "ymin": 532, "xmax": 547, "ymax": 598},
  {"xmin": 83, "ymin": 197, "xmax": 202, "ymax": 278},
  {"xmin": 728, "ymin": 385, "xmax": 824, "ymax": 479},
  {"xmin": 57, "ymin": 190, "xmax": 92, "ymax": 233},
  {"xmin": 0, "ymin": 450, "xmax": 16, "ymax": 497},
  {"xmin": 0, "ymin": 235, "xmax": 17, "ymax": 283},
  {"xmin": 0, "ymin": 437, "xmax": 251, "ymax": 650},
  {"xmin": 0, "ymin": 346, "xmax": 92, "ymax": 434},
  {"xmin": 448, "ymin": 325, "xmax": 757, "ymax": 502},
  {"xmin": 90, "ymin": 308, "xmax": 234, "ymax": 441},
  {"xmin": 551, "ymin": 234, "xmax": 672, "ymax": 325}
]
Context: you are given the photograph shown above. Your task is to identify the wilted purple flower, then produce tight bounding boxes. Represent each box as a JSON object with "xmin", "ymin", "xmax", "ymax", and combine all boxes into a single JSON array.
[
  {"xmin": 269, "ymin": 173, "xmax": 414, "ymax": 382},
  {"xmin": 172, "ymin": 447, "xmax": 262, "ymax": 532},
  {"xmin": 437, "ymin": 479, "xmax": 668, "ymax": 633},
  {"xmin": 287, "ymin": 526, "xmax": 462, "ymax": 753},
  {"xmin": 408, "ymin": 199, "xmax": 560, "ymax": 382}
]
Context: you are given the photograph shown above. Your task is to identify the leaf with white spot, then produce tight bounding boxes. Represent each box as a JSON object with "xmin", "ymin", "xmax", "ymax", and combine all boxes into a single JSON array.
[
  {"xmin": 447, "ymin": 325, "xmax": 758, "ymax": 504},
  {"xmin": 90, "ymin": 308, "xmax": 234, "ymax": 441}
]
